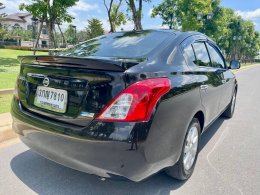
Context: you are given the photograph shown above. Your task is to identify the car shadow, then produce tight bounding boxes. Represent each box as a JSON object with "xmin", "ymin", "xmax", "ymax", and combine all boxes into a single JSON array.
[
  {"xmin": 199, "ymin": 117, "xmax": 226, "ymax": 152},
  {"xmin": 10, "ymin": 150, "xmax": 184, "ymax": 195},
  {"xmin": 10, "ymin": 117, "xmax": 226, "ymax": 195}
]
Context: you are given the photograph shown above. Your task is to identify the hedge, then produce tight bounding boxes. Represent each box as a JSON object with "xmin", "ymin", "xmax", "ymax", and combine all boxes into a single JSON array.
[{"xmin": 0, "ymin": 45, "xmax": 48, "ymax": 52}]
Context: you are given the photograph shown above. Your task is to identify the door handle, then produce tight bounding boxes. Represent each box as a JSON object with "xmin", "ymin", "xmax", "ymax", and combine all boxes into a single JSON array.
[
  {"xmin": 222, "ymin": 79, "xmax": 226, "ymax": 84},
  {"xmin": 200, "ymin": 85, "xmax": 208, "ymax": 91}
]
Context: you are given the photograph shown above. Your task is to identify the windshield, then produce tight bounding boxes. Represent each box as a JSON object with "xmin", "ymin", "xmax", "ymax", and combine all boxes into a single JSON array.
[{"xmin": 59, "ymin": 30, "xmax": 172, "ymax": 58}]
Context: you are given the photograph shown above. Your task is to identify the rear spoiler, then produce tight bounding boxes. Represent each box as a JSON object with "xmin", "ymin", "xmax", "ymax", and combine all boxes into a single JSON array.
[{"xmin": 17, "ymin": 55, "xmax": 146, "ymax": 71}]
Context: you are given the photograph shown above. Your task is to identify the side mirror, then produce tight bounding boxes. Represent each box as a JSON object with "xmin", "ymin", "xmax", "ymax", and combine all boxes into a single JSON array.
[{"xmin": 229, "ymin": 60, "xmax": 240, "ymax": 69}]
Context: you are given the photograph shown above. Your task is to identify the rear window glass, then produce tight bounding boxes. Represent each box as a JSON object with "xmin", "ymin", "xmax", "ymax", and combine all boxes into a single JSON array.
[{"xmin": 59, "ymin": 31, "xmax": 172, "ymax": 58}]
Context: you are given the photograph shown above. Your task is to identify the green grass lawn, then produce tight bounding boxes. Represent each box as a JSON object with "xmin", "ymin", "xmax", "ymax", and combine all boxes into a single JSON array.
[
  {"xmin": 0, "ymin": 49, "xmax": 47, "ymax": 113},
  {"xmin": 0, "ymin": 94, "xmax": 13, "ymax": 114},
  {"xmin": 0, "ymin": 49, "xmax": 47, "ymax": 89}
]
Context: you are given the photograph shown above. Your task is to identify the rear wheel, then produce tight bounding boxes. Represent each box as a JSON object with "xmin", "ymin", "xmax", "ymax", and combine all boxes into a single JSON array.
[
  {"xmin": 166, "ymin": 118, "xmax": 200, "ymax": 180},
  {"xmin": 222, "ymin": 89, "xmax": 237, "ymax": 118}
]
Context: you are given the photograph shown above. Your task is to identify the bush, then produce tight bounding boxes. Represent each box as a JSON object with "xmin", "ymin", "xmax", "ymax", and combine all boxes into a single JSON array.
[{"xmin": 4, "ymin": 46, "xmax": 31, "ymax": 50}]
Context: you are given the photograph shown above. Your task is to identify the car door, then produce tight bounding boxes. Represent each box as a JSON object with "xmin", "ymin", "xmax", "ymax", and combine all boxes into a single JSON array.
[
  {"xmin": 205, "ymin": 42, "xmax": 235, "ymax": 112},
  {"xmin": 182, "ymin": 38, "xmax": 223, "ymax": 126}
]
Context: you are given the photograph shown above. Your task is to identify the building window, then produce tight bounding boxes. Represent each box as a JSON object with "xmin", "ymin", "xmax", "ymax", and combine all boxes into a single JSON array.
[
  {"xmin": 13, "ymin": 23, "xmax": 21, "ymax": 29},
  {"xmin": 42, "ymin": 26, "xmax": 48, "ymax": 35},
  {"xmin": 27, "ymin": 25, "xmax": 33, "ymax": 30}
]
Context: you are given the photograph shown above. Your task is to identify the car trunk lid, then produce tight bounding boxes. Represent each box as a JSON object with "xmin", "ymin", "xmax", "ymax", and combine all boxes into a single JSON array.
[{"xmin": 17, "ymin": 55, "xmax": 143, "ymax": 127}]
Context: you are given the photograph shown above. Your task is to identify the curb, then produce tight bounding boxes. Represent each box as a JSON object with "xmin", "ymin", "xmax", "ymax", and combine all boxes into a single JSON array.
[
  {"xmin": 0, "ymin": 113, "xmax": 17, "ymax": 144},
  {"xmin": 0, "ymin": 125, "xmax": 18, "ymax": 143},
  {"xmin": 0, "ymin": 88, "xmax": 14, "ymax": 95}
]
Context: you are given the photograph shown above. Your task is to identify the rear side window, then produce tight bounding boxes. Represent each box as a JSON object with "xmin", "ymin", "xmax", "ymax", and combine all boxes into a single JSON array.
[
  {"xmin": 59, "ymin": 31, "xmax": 172, "ymax": 58},
  {"xmin": 192, "ymin": 42, "xmax": 211, "ymax": 67},
  {"xmin": 206, "ymin": 43, "xmax": 225, "ymax": 69},
  {"xmin": 183, "ymin": 44, "xmax": 196, "ymax": 64}
]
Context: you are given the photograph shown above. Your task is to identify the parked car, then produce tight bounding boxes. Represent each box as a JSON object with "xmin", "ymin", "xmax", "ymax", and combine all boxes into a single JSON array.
[{"xmin": 11, "ymin": 30, "xmax": 240, "ymax": 182}]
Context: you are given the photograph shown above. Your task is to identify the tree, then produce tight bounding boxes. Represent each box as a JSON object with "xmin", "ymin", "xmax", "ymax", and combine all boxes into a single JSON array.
[
  {"xmin": 199, "ymin": 0, "xmax": 222, "ymax": 36},
  {"xmin": 104, "ymin": 0, "xmax": 126, "ymax": 32},
  {"xmin": 178, "ymin": 0, "xmax": 212, "ymax": 31},
  {"xmin": 64, "ymin": 24, "xmax": 75, "ymax": 44},
  {"xmin": 10, "ymin": 28, "xmax": 33, "ymax": 41},
  {"xmin": 110, "ymin": 3, "xmax": 127, "ymax": 31},
  {"xmin": 20, "ymin": 0, "xmax": 78, "ymax": 53},
  {"xmin": 103, "ymin": 0, "xmax": 114, "ymax": 32},
  {"xmin": 85, "ymin": 18, "xmax": 104, "ymax": 39},
  {"xmin": 151, "ymin": 0, "xmax": 180, "ymax": 29},
  {"xmin": 57, "ymin": 22, "xmax": 66, "ymax": 47},
  {"xmin": 126, "ymin": 0, "xmax": 150, "ymax": 30},
  {"xmin": 228, "ymin": 18, "xmax": 260, "ymax": 62},
  {"xmin": 216, "ymin": 9, "xmax": 235, "ymax": 58},
  {"xmin": 77, "ymin": 30, "xmax": 88, "ymax": 42},
  {"xmin": 0, "ymin": 2, "xmax": 6, "ymax": 23},
  {"xmin": 0, "ymin": 2, "xmax": 4, "ymax": 9},
  {"xmin": 201, "ymin": 5, "xmax": 260, "ymax": 62},
  {"xmin": 150, "ymin": 0, "xmax": 260, "ymax": 62},
  {"xmin": 0, "ymin": 28, "xmax": 7, "ymax": 41},
  {"xmin": 150, "ymin": 0, "xmax": 212, "ymax": 31}
]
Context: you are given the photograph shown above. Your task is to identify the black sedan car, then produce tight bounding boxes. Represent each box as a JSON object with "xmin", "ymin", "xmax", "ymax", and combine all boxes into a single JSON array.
[{"xmin": 11, "ymin": 30, "xmax": 240, "ymax": 182}]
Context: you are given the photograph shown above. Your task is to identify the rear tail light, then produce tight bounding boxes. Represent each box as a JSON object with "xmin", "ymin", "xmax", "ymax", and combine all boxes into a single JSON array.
[{"xmin": 96, "ymin": 78, "xmax": 171, "ymax": 122}]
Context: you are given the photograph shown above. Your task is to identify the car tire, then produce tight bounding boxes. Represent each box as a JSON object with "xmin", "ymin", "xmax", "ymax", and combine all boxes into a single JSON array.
[
  {"xmin": 165, "ymin": 118, "xmax": 201, "ymax": 180},
  {"xmin": 222, "ymin": 89, "xmax": 237, "ymax": 118}
]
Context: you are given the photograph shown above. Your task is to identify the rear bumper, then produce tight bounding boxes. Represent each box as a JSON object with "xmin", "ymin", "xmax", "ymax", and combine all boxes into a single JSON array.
[{"xmin": 11, "ymin": 98, "xmax": 179, "ymax": 181}]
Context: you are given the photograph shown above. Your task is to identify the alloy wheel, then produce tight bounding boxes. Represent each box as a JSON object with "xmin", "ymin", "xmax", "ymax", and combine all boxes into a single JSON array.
[{"xmin": 183, "ymin": 126, "xmax": 199, "ymax": 171}]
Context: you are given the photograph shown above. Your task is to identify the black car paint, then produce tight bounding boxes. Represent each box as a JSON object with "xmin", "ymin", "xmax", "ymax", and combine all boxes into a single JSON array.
[{"xmin": 11, "ymin": 30, "xmax": 237, "ymax": 181}]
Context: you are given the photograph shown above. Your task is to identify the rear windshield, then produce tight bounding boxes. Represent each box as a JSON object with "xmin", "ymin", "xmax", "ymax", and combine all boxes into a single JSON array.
[{"xmin": 59, "ymin": 31, "xmax": 172, "ymax": 58}]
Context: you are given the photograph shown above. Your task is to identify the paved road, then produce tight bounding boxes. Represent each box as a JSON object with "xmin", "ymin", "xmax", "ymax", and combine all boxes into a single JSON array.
[{"xmin": 1, "ymin": 66, "xmax": 260, "ymax": 195}]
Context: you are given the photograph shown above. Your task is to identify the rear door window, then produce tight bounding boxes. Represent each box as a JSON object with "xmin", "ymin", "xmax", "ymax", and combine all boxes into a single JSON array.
[
  {"xmin": 192, "ymin": 42, "xmax": 211, "ymax": 67},
  {"xmin": 206, "ymin": 42, "xmax": 225, "ymax": 69}
]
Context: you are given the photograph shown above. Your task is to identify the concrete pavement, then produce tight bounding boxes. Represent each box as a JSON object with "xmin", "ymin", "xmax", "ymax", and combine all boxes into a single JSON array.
[{"xmin": 0, "ymin": 65, "xmax": 260, "ymax": 195}]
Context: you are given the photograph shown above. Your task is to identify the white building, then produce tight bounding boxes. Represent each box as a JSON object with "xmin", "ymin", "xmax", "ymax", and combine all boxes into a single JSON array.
[{"xmin": 0, "ymin": 12, "xmax": 49, "ymax": 47}]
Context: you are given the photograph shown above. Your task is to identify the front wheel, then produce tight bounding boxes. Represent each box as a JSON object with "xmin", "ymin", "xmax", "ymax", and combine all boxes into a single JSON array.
[
  {"xmin": 166, "ymin": 118, "xmax": 200, "ymax": 180},
  {"xmin": 222, "ymin": 89, "xmax": 237, "ymax": 118}
]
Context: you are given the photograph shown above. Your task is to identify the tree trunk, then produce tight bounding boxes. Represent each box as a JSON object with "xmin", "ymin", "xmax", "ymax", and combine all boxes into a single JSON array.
[
  {"xmin": 103, "ymin": 0, "xmax": 115, "ymax": 33},
  {"xmin": 137, "ymin": 0, "xmax": 143, "ymax": 30},
  {"xmin": 47, "ymin": 21, "xmax": 56, "ymax": 55},
  {"xmin": 58, "ymin": 24, "xmax": 66, "ymax": 47},
  {"xmin": 134, "ymin": 16, "xmax": 142, "ymax": 30},
  {"xmin": 33, "ymin": 20, "xmax": 43, "ymax": 55},
  {"xmin": 108, "ymin": 15, "xmax": 115, "ymax": 32},
  {"xmin": 53, "ymin": 25, "xmax": 58, "ymax": 48},
  {"xmin": 127, "ymin": 0, "xmax": 143, "ymax": 31}
]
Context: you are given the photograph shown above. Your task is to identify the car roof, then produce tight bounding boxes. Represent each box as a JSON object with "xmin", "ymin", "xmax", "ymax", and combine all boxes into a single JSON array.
[
  {"xmin": 113, "ymin": 29, "xmax": 209, "ymax": 41},
  {"xmin": 117, "ymin": 29, "xmax": 187, "ymax": 35},
  {"xmin": 103, "ymin": 30, "xmax": 212, "ymax": 58}
]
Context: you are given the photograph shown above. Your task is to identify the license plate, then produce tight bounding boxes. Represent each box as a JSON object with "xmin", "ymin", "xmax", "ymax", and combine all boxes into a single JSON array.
[{"xmin": 34, "ymin": 86, "xmax": 68, "ymax": 113}]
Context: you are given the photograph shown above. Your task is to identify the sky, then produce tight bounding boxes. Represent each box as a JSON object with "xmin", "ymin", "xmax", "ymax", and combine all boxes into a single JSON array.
[{"xmin": 1, "ymin": 0, "xmax": 260, "ymax": 31}]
